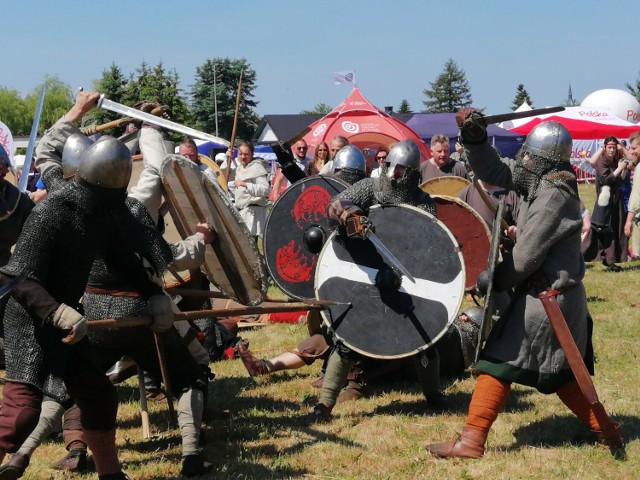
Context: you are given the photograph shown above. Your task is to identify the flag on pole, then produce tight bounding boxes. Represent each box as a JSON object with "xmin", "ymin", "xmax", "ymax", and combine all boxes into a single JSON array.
[{"xmin": 333, "ymin": 70, "xmax": 356, "ymax": 85}]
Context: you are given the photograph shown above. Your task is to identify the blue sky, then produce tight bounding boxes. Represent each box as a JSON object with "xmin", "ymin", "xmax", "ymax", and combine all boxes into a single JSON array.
[{"xmin": 2, "ymin": 0, "xmax": 637, "ymax": 116}]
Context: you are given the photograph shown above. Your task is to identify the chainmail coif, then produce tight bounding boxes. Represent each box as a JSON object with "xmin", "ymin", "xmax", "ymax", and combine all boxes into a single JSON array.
[{"xmin": 512, "ymin": 150, "xmax": 579, "ymax": 202}]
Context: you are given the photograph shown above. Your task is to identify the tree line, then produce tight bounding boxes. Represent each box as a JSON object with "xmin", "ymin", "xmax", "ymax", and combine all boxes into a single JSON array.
[
  {"xmin": 3, "ymin": 57, "xmax": 640, "ymax": 139},
  {"xmin": 0, "ymin": 57, "xmax": 260, "ymax": 142}
]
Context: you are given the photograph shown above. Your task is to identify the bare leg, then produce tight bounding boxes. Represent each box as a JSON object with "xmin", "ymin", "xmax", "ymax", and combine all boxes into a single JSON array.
[{"xmin": 266, "ymin": 349, "xmax": 307, "ymax": 372}]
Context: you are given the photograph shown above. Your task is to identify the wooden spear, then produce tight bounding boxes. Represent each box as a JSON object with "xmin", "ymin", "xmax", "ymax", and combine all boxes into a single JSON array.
[{"xmin": 224, "ymin": 66, "xmax": 244, "ymax": 184}]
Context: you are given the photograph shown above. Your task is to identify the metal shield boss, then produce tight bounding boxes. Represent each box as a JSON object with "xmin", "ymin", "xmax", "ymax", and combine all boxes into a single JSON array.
[
  {"xmin": 430, "ymin": 195, "xmax": 491, "ymax": 291},
  {"xmin": 263, "ymin": 175, "xmax": 349, "ymax": 299},
  {"xmin": 160, "ymin": 155, "xmax": 267, "ymax": 305},
  {"xmin": 315, "ymin": 204, "xmax": 465, "ymax": 359}
]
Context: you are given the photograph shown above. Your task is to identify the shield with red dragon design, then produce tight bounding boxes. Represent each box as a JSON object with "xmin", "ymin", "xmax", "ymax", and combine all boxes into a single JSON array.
[{"xmin": 263, "ymin": 175, "xmax": 349, "ymax": 299}]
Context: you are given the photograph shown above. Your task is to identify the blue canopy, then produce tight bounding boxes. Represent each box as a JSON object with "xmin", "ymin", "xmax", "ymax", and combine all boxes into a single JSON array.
[{"xmin": 405, "ymin": 113, "xmax": 526, "ymax": 158}]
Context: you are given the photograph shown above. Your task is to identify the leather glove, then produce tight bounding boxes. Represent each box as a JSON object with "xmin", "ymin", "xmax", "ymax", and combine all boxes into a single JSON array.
[
  {"xmin": 345, "ymin": 213, "xmax": 372, "ymax": 239},
  {"xmin": 51, "ymin": 304, "xmax": 88, "ymax": 344},
  {"xmin": 455, "ymin": 108, "xmax": 487, "ymax": 143},
  {"xmin": 133, "ymin": 100, "xmax": 172, "ymax": 120},
  {"xmin": 147, "ymin": 294, "xmax": 174, "ymax": 333},
  {"xmin": 475, "ymin": 269, "xmax": 491, "ymax": 297}
]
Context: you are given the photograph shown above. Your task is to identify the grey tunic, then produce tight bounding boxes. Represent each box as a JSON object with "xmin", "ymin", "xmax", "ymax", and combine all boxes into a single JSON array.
[{"xmin": 467, "ymin": 141, "xmax": 589, "ymax": 393}]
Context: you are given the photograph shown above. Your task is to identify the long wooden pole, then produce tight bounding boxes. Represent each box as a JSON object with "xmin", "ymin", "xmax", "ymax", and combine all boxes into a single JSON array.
[
  {"xmin": 87, "ymin": 303, "xmax": 321, "ymax": 331},
  {"xmin": 224, "ymin": 67, "xmax": 244, "ymax": 184}
]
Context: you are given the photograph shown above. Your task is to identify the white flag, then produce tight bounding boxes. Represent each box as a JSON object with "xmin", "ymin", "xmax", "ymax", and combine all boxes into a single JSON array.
[{"xmin": 333, "ymin": 70, "xmax": 356, "ymax": 85}]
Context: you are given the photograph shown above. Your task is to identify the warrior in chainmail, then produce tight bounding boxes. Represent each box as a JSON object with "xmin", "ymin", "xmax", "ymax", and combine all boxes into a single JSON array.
[
  {"xmin": 80, "ymin": 124, "xmax": 214, "ymax": 478},
  {"xmin": 306, "ymin": 139, "xmax": 450, "ymax": 424},
  {"xmin": 0, "ymin": 97, "xmax": 214, "ymax": 479},
  {"xmin": 425, "ymin": 113, "xmax": 623, "ymax": 458},
  {"xmin": 236, "ymin": 145, "xmax": 368, "ymax": 387},
  {"xmin": 0, "ymin": 92, "xmax": 176, "ymax": 480},
  {"xmin": 328, "ymin": 145, "xmax": 367, "ymax": 186}
]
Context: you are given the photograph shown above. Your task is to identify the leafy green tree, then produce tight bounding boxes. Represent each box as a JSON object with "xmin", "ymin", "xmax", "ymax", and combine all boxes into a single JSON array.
[
  {"xmin": 0, "ymin": 87, "xmax": 30, "ymax": 134},
  {"xmin": 397, "ymin": 99, "xmax": 412, "ymax": 113},
  {"xmin": 92, "ymin": 63, "xmax": 129, "ymax": 131},
  {"xmin": 626, "ymin": 73, "xmax": 640, "ymax": 102},
  {"xmin": 300, "ymin": 103, "xmax": 332, "ymax": 115},
  {"xmin": 25, "ymin": 76, "xmax": 73, "ymax": 131},
  {"xmin": 422, "ymin": 59, "xmax": 473, "ymax": 113},
  {"xmin": 511, "ymin": 84, "xmax": 534, "ymax": 110},
  {"xmin": 190, "ymin": 58, "xmax": 260, "ymax": 143}
]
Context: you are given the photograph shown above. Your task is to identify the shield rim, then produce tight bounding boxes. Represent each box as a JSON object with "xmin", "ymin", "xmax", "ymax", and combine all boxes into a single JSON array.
[
  {"xmin": 263, "ymin": 175, "xmax": 350, "ymax": 299},
  {"xmin": 314, "ymin": 203, "xmax": 466, "ymax": 359},
  {"xmin": 431, "ymin": 194, "xmax": 491, "ymax": 291},
  {"xmin": 474, "ymin": 200, "xmax": 504, "ymax": 362}
]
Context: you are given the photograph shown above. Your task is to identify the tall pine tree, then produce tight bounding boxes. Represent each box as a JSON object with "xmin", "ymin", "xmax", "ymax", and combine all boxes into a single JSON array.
[
  {"xmin": 397, "ymin": 99, "xmax": 412, "ymax": 113},
  {"xmin": 423, "ymin": 59, "xmax": 472, "ymax": 113},
  {"xmin": 92, "ymin": 63, "xmax": 128, "ymax": 132},
  {"xmin": 511, "ymin": 84, "xmax": 533, "ymax": 110},
  {"xmin": 190, "ymin": 58, "xmax": 260, "ymax": 142}
]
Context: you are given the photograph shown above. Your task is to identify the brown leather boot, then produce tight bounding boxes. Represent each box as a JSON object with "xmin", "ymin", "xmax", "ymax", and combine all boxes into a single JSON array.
[
  {"xmin": 51, "ymin": 448, "xmax": 89, "ymax": 472},
  {"xmin": 0, "ymin": 452, "xmax": 30, "ymax": 479},
  {"xmin": 237, "ymin": 341, "xmax": 268, "ymax": 377},
  {"xmin": 573, "ymin": 423, "xmax": 624, "ymax": 449},
  {"xmin": 425, "ymin": 427, "xmax": 487, "ymax": 458}
]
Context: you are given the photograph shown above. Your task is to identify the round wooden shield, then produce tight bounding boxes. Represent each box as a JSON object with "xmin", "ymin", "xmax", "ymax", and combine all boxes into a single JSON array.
[
  {"xmin": 431, "ymin": 195, "xmax": 491, "ymax": 291},
  {"xmin": 161, "ymin": 155, "xmax": 267, "ymax": 306},
  {"xmin": 263, "ymin": 175, "xmax": 349, "ymax": 299},
  {"xmin": 315, "ymin": 204, "xmax": 465, "ymax": 359},
  {"xmin": 198, "ymin": 154, "xmax": 228, "ymax": 192},
  {"xmin": 419, "ymin": 176, "xmax": 471, "ymax": 197}
]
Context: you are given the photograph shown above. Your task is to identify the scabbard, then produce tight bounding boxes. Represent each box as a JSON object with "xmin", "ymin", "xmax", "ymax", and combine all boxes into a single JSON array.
[{"xmin": 537, "ymin": 289, "xmax": 623, "ymax": 449}]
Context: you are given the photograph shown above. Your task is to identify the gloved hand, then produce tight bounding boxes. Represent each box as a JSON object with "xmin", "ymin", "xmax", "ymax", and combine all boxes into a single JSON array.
[
  {"xmin": 338, "ymin": 205, "xmax": 371, "ymax": 239},
  {"xmin": 455, "ymin": 108, "xmax": 487, "ymax": 144},
  {"xmin": 133, "ymin": 100, "xmax": 172, "ymax": 119},
  {"xmin": 475, "ymin": 269, "xmax": 491, "ymax": 297},
  {"xmin": 147, "ymin": 294, "xmax": 174, "ymax": 333},
  {"xmin": 346, "ymin": 214, "xmax": 372, "ymax": 239},
  {"xmin": 51, "ymin": 304, "xmax": 88, "ymax": 344}
]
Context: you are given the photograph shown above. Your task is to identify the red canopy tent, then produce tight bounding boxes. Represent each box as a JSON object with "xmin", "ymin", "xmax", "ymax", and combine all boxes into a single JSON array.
[{"xmin": 302, "ymin": 87, "xmax": 430, "ymax": 162}]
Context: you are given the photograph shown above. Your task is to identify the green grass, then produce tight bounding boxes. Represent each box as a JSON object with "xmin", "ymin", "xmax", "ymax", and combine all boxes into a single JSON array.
[{"xmin": 5, "ymin": 185, "xmax": 640, "ymax": 479}]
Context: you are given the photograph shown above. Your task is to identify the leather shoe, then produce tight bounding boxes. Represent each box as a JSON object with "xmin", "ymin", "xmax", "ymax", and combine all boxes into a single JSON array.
[
  {"xmin": 336, "ymin": 380, "xmax": 368, "ymax": 404},
  {"xmin": 51, "ymin": 448, "xmax": 89, "ymax": 472},
  {"xmin": 237, "ymin": 341, "xmax": 268, "ymax": 377},
  {"xmin": 145, "ymin": 389, "xmax": 166, "ymax": 402},
  {"xmin": 425, "ymin": 427, "xmax": 486, "ymax": 458},
  {"xmin": 0, "ymin": 452, "xmax": 30, "ymax": 479},
  {"xmin": 181, "ymin": 454, "xmax": 213, "ymax": 477},
  {"xmin": 304, "ymin": 403, "xmax": 333, "ymax": 426}
]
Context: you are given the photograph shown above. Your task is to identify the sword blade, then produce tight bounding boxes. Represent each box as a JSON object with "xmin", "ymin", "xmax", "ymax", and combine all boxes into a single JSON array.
[
  {"xmin": 18, "ymin": 86, "xmax": 46, "ymax": 192},
  {"xmin": 366, "ymin": 231, "xmax": 416, "ymax": 283},
  {"xmin": 484, "ymin": 106, "xmax": 565, "ymax": 125},
  {"xmin": 96, "ymin": 95, "xmax": 230, "ymax": 147}
]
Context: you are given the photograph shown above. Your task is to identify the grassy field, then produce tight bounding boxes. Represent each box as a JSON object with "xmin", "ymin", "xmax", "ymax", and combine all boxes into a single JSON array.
[{"xmin": 5, "ymin": 183, "xmax": 640, "ymax": 479}]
